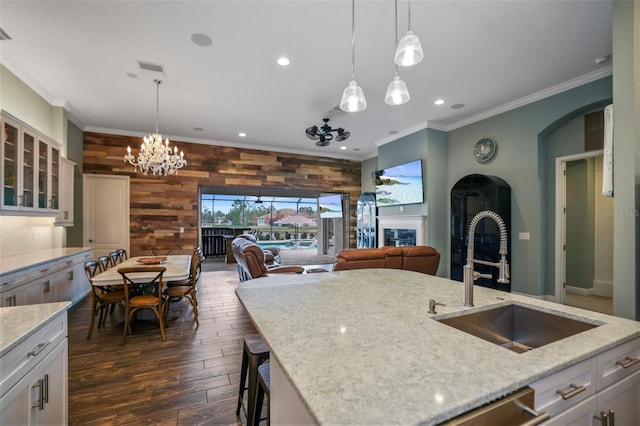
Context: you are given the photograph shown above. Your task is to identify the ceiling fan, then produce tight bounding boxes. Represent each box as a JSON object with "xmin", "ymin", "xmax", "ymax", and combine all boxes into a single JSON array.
[{"xmin": 305, "ymin": 118, "xmax": 350, "ymax": 147}]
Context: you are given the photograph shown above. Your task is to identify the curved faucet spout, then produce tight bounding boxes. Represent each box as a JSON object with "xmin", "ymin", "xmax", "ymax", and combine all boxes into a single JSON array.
[{"xmin": 463, "ymin": 210, "xmax": 510, "ymax": 307}]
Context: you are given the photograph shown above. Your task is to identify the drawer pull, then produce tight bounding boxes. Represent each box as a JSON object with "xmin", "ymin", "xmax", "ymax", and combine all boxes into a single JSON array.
[
  {"xmin": 556, "ymin": 383, "xmax": 586, "ymax": 400},
  {"xmin": 43, "ymin": 374, "xmax": 49, "ymax": 404},
  {"xmin": 514, "ymin": 400, "xmax": 550, "ymax": 426},
  {"xmin": 32, "ymin": 378, "xmax": 44, "ymax": 410},
  {"xmin": 616, "ymin": 356, "xmax": 640, "ymax": 369},
  {"xmin": 27, "ymin": 341, "xmax": 51, "ymax": 357}
]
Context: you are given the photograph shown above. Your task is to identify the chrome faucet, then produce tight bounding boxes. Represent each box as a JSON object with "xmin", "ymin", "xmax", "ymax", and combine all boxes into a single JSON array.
[{"xmin": 463, "ymin": 210, "xmax": 510, "ymax": 307}]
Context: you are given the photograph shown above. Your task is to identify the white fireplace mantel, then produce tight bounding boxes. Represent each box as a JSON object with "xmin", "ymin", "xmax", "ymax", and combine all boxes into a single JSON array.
[{"xmin": 378, "ymin": 215, "xmax": 427, "ymax": 247}]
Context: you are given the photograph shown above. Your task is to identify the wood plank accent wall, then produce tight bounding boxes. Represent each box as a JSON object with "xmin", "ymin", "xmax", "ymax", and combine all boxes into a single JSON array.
[{"xmin": 83, "ymin": 132, "xmax": 362, "ymax": 256}]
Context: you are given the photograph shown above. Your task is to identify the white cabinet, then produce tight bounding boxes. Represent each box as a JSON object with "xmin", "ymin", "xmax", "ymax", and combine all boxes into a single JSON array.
[
  {"xmin": 54, "ymin": 157, "xmax": 75, "ymax": 226},
  {"xmin": 0, "ymin": 309, "xmax": 68, "ymax": 425},
  {"xmin": 1, "ymin": 113, "xmax": 62, "ymax": 215},
  {"xmin": 0, "ymin": 250, "xmax": 93, "ymax": 307},
  {"xmin": 538, "ymin": 337, "xmax": 640, "ymax": 425}
]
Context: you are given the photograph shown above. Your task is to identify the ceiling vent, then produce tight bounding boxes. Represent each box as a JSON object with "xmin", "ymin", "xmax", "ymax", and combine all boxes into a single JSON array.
[{"xmin": 137, "ymin": 61, "xmax": 165, "ymax": 77}]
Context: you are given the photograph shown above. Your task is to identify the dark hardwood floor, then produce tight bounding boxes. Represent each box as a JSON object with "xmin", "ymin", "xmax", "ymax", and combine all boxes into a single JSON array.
[{"xmin": 67, "ymin": 263, "xmax": 252, "ymax": 425}]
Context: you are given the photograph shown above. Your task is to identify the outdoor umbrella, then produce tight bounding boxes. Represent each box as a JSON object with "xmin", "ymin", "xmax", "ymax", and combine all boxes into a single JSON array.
[{"xmin": 273, "ymin": 213, "xmax": 317, "ymax": 240}]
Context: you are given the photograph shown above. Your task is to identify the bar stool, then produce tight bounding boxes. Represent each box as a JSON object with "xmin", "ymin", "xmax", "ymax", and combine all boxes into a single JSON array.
[
  {"xmin": 236, "ymin": 334, "xmax": 269, "ymax": 425},
  {"xmin": 253, "ymin": 362, "xmax": 271, "ymax": 426}
]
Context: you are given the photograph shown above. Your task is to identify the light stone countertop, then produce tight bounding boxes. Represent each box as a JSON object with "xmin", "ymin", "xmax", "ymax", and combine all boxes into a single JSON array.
[
  {"xmin": 0, "ymin": 247, "xmax": 93, "ymax": 276},
  {"xmin": 235, "ymin": 269, "xmax": 640, "ymax": 425},
  {"xmin": 0, "ymin": 302, "xmax": 70, "ymax": 357}
]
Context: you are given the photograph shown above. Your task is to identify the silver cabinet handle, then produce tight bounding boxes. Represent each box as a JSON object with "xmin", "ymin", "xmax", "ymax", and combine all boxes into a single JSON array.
[
  {"xmin": 32, "ymin": 378, "xmax": 44, "ymax": 410},
  {"xmin": 514, "ymin": 400, "xmax": 550, "ymax": 426},
  {"xmin": 43, "ymin": 374, "xmax": 49, "ymax": 404},
  {"xmin": 556, "ymin": 383, "xmax": 586, "ymax": 400},
  {"xmin": 616, "ymin": 356, "xmax": 640, "ymax": 369},
  {"xmin": 27, "ymin": 341, "xmax": 51, "ymax": 357}
]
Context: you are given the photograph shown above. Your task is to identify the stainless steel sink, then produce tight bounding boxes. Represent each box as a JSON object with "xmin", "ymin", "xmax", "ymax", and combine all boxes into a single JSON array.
[{"xmin": 436, "ymin": 304, "xmax": 599, "ymax": 353}]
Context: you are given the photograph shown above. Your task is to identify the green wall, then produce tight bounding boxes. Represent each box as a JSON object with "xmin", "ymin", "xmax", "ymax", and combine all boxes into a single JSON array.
[
  {"xmin": 446, "ymin": 77, "xmax": 612, "ymax": 296},
  {"xmin": 66, "ymin": 120, "xmax": 84, "ymax": 247}
]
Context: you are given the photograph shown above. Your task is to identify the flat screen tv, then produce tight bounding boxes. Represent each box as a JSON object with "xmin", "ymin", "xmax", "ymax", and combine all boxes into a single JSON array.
[
  {"xmin": 318, "ymin": 194, "xmax": 343, "ymax": 218},
  {"xmin": 375, "ymin": 159, "xmax": 424, "ymax": 207}
]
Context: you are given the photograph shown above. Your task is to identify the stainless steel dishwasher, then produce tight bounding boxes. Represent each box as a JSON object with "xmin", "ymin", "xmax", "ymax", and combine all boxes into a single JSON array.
[{"xmin": 441, "ymin": 387, "xmax": 549, "ymax": 426}]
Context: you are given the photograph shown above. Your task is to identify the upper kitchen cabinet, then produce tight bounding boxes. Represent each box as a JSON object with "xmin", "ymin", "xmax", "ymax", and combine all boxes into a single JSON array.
[{"xmin": 1, "ymin": 113, "xmax": 62, "ymax": 215}]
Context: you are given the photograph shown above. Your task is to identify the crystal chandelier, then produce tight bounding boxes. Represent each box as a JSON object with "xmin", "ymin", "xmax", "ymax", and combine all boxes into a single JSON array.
[{"xmin": 124, "ymin": 79, "xmax": 186, "ymax": 176}]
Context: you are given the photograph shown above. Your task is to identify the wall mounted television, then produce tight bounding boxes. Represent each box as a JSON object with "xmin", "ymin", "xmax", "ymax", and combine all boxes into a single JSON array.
[
  {"xmin": 318, "ymin": 194, "xmax": 343, "ymax": 218},
  {"xmin": 375, "ymin": 159, "xmax": 424, "ymax": 207}
]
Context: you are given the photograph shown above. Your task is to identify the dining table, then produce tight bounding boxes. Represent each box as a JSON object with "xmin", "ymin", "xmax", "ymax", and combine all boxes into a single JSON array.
[{"xmin": 90, "ymin": 255, "xmax": 192, "ymax": 287}]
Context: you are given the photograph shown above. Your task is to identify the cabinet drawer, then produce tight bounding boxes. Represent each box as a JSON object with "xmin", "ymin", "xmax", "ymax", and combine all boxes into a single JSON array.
[
  {"xmin": 598, "ymin": 337, "xmax": 640, "ymax": 390},
  {"xmin": 58, "ymin": 251, "xmax": 91, "ymax": 268},
  {"xmin": 0, "ymin": 312, "xmax": 67, "ymax": 399},
  {"xmin": 0, "ymin": 271, "xmax": 31, "ymax": 292},
  {"xmin": 530, "ymin": 357, "xmax": 597, "ymax": 417}
]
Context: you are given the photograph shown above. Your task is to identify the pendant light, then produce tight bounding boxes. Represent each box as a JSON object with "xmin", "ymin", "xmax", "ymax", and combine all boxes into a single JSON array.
[
  {"xmin": 394, "ymin": 0, "xmax": 424, "ymax": 67},
  {"xmin": 340, "ymin": 0, "xmax": 367, "ymax": 112},
  {"xmin": 385, "ymin": 0, "xmax": 410, "ymax": 105}
]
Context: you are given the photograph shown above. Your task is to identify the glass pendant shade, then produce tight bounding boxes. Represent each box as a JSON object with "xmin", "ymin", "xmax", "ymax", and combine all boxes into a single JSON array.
[
  {"xmin": 340, "ymin": 80, "xmax": 367, "ymax": 112},
  {"xmin": 385, "ymin": 75, "xmax": 410, "ymax": 105},
  {"xmin": 394, "ymin": 30, "xmax": 424, "ymax": 66}
]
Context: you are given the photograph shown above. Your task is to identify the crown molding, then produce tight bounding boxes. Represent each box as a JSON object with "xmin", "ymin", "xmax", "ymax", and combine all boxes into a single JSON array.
[
  {"xmin": 1, "ymin": 52, "xmax": 67, "ymax": 108},
  {"xmin": 441, "ymin": 66, "xmax": 613, "ymax": 131}
]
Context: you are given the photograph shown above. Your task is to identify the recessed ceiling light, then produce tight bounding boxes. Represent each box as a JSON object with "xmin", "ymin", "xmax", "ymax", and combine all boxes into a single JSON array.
[
  {"xmin": 451, "ymin": 103, "xmax": 465, "ymax": 110},
  {"xmin": 434, "ymin": 99, "xmax": 445, "ymax": 105},
  {"xmin": 276, "ymin": 57, "xmax": 290, "ymax": 66},
  {"xmin": 193, "ymin": 127, "xmax": 204, "ymax": 131},
  {"xmin": 388, "ymin": 130, "xmax": 399, "ymax": 135},
  {"xmin": 191, "ymin": 33, "xmax": 213, "ymax": 47},
  {"xmin": 353, "ymin": 148, "xmax": 360, "ymax": 151},
  {"xmin": 238, "ymin": 132, "xmax": 247, "ymax": 137},
  {"xmin": 126, "ymin": 72, "xmax": 138, "ymax": 79},
  {"xmin": 340, "ymin": 146, "xmax": 347, "ymax": 150}
]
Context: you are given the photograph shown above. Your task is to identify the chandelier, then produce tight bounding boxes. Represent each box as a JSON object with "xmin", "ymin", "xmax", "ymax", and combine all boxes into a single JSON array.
[
  {"xmin": 305, "ymin": 118, "xmax": 350, "ymax": 147},
  {"xmin": 124, "ymin": 79, "xmax": 186, "ymax": 176}
]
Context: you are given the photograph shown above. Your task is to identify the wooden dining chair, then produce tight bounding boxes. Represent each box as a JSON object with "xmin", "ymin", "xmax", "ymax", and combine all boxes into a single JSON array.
[
  {"xmin": 167, "ymin": 247, "xmax": 204, "ymax": 287},
  {"xmin": 164, "ymin": 251, "xmax": 201, "ymax": 327},
  {"xmin": 109, "ymin": 251, "xmax": 123, "ymax": 267},
  {"xmin": 118, "ymin": 266, "xmax": 167, "ymax": 345},
  {"xmin": 85, "ymin": 260, "xmax": 126, "ymax": 340},
  {"xmin": 97, "ymin": 255, "xmax": 112, "ymax": 271},
  {"xmin": 116, "ymin": 248, "xmax": 128, "ymax": 261}
]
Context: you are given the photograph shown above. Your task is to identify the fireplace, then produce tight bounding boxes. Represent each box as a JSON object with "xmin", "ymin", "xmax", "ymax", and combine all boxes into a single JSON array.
[{"xmin": 378, "ymin": 216, "xmax": 427, "ymax": 248}]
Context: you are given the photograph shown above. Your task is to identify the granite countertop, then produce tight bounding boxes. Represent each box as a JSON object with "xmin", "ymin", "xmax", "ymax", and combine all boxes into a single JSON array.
[
  {"xmin": 235, "ymin": 269, "xmax": 640, "ymax": 425},
  {"xmin": 0, "ymin": 302, "xmax": 70, "ymax": 357},
  {"xmin": 0, "ymin": 247, "xmax": 93, "ymax": 276}
]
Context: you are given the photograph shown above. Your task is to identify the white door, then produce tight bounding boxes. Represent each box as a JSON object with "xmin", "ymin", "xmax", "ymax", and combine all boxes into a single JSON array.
[{"xmin": 83, "ymin": 174, "xmax": 129, "ymax": 258}]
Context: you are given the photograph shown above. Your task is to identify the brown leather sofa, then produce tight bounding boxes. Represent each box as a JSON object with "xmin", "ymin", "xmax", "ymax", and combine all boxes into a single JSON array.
[
  {"xmin": 333, "ymin": 246, "xmax": 441, "ymax": 276},
  {"xmin": 231, "ymin": 237, "xmax": 304, "ymax": 282},
  {"xmin": 236, "ymin": 233, "xmax": 281, "ymax": 266}
]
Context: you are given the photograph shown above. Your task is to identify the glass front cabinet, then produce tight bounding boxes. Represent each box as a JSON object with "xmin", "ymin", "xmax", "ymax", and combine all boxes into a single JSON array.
[{"xmin": 2, "ymin": 114, "xmax": 61, "ymax": 214}]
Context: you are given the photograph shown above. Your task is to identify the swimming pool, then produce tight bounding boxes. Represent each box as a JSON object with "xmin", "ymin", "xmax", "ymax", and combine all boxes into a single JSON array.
[{"xmin": 256, "ymin": 240, "xmax": 317, "ymax": 250}]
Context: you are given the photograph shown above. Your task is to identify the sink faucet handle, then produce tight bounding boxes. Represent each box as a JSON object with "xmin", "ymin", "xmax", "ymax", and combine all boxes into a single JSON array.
[
  {"xmin": 473, "ymin": 271, "xmax": 492, "ymax": 281},
  {"xmin": 428, "ymin": 299, "xmax": 446, "ymax": 314}
]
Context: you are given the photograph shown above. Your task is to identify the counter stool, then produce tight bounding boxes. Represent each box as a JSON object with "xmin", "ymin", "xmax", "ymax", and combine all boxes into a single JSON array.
[
  {"xmin": 253, "ymin": 362, "xmax": 271, "ymax": 426},
  {"xmin": 236, "ymin": 334, "xmax": 270, "ymax": 425}
]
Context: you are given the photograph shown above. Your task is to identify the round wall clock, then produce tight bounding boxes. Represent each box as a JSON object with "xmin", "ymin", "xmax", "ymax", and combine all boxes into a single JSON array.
[{"xmin": 473, "ymin": 137, "xmax": 497, "ymax": 163}]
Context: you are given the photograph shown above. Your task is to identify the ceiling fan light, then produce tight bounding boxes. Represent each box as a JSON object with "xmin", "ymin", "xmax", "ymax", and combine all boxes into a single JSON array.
[
  {"xmin": 340, "ymin": 80, "xmax": 367, "ymax": 112},
  {"xmin": 394, "ymin": 31, "xmax": 424, "ymax": 66},
  {"xmin": 385, "ymin": 75, "xmax": 410, "ymax": 105},
  {"xmin": 336, "ymin": 130, "xmax": 351, "ymax": 142},
  {"xmin": 305, "ymin": 125, "xmax": 319, "ymax": 140}
]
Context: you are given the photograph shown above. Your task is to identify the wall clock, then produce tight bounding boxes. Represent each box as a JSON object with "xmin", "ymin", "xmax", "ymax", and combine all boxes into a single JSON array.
[{"xmin": 473, "ymin": 137, "xmax": 497, "ymax": 163}]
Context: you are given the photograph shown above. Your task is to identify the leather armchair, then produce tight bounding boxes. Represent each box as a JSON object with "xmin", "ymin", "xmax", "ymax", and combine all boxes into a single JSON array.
[
  {"xmin": 236, "ymin": 234, "xmax": 281, "ymax": 266},
  {"xmin": 232, "ymin": 237, "xmax": 304, "ymax": 282}
]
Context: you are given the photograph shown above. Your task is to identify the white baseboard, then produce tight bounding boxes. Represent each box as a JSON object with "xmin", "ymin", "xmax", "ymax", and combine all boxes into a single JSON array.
[
  {"xmin": 593, "ymin": 279, "xmax": 613, "ymax": 298},
  {"xmin": 566, "ymin": 285, "xmax": 594, "ymax": 296}
]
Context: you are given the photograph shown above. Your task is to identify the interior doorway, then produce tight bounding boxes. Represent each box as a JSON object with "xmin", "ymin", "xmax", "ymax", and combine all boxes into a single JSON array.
[{"xmin": 555, "ymin": 151, "xmax": 613, "ymax": 315}]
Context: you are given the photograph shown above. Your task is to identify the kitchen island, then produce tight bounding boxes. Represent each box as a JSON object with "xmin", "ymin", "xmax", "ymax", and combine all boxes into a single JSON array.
[{"xmin": 235, "ymin": 269, "xmax": 640, "ymax": 425}]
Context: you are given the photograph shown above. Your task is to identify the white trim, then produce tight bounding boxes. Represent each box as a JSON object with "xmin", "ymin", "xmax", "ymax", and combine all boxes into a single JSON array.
[
  {"xmin": 566, "ymin": 286, "xmax": 594, "ymax": 296},
  {"xmin": 593, "ymin": 279, "xmax": 613, "ymax": 298},
  {"xmin": 554, "ymin": 150, "xmax": 604, "ymax": 305},
  {"xmin": 431, "ymin": 66, "xmax": 613, "ymax": 132},
  {"xmin": 1, "ymin": 52, "xmax": 67, "ymax": 107},
  {"xmin": 377, "ymin": 215, "xmax": 427, "ymax": 248}
]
